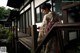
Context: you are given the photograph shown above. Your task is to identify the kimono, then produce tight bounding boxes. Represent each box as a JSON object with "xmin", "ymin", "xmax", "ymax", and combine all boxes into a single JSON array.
[
  {"xmin": 38, "ymin": 11, "xmax": 61, "ymax": 53},
  {"xmin": 45, "ymin": 14, "xmax": 61, "ymax": 53},
  {"xmin": 38, "ymin": 11, "xmax": 53, "ymax": 44}
]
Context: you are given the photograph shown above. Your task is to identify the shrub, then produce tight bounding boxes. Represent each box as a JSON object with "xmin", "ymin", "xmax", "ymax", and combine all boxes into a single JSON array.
[{"xmin": 0, "ymin": 24, "xmax": 13, "ymax": 43}]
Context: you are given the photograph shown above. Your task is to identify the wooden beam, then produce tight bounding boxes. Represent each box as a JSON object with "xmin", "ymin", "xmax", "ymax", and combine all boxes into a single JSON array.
[{"xmin": 62, "ymin": 3, "xmax": 80, "ymax": 10}]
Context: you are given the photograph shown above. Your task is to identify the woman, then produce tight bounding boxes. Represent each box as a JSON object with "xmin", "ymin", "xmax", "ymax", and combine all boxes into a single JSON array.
[
  {"xmin": 38, "ymin": 3, "xmax": 53, "ymax": 43},
  {"xmin": 38, "ymin": 3, "xmax": 60, "ymax": 53}
]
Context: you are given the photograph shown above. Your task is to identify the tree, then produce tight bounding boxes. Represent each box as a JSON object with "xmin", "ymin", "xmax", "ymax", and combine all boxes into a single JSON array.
[{"xmin": 0, "ymin": 6, "xmax": 10, "ymax": 19}]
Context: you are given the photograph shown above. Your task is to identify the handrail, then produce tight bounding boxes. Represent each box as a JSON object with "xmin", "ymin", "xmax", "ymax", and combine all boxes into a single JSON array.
[
  {"xmin": 55, "ymin": 23, "xmax": 80, "ymax": 30},
  {"xmin": 35, "ymin": 23, "xmax": 80, "ymax": 53},
  {"xmin": 62, "ymin": 3, "xmax": 80, "ymax": 10}
]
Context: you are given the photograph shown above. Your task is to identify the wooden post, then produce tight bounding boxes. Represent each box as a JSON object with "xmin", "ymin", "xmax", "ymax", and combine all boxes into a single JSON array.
[
  {"xmin": 63, "ymin": 10, "xmax": 69, "ymax": 45},
  {"xmin": 31, "ymin": 25, "xmax": 38, "ymax": 53},
  {"xmin": 63, "ymin": 10, "xmax": 68, "ymax": 24},
  {"xmin": 15, "ymin": 14, "xmax": 19, "ymax": 53},
  {"xmin": 57, "ymin": 29, "xmax": 64, "ymax": 53}
]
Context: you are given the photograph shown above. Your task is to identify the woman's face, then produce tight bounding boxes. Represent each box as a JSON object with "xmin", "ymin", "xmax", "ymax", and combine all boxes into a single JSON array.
[
  {"xmin": 42, "ymin": 9, "xmax": 46, "ymax": 14},
  {"xmin": 41, "ymin": 8, "xmax": 49, "ymax": 14}
]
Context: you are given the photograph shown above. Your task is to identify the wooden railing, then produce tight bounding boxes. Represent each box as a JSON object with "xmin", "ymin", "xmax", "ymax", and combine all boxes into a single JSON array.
[
  {"xmin": 16, "ymin": 23, "xmax": 80, "ymax": 53},
  {"xmin": 17, "ymin": 25, "xmax": 38, "ymax": 53},
  {"xmin": 35, "ymin": 23, "xmax": 80, "ymax": 53}
]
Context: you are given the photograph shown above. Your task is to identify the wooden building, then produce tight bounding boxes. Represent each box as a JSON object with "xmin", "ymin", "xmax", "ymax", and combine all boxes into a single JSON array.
[{"xmin": 7, "ymin": 0, "xmax": 80, "ymax": 53}]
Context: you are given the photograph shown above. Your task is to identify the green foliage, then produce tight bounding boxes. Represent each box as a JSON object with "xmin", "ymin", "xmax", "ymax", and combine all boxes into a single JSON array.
[
  {"xmin": 0, "ymin": 6, "xmax": 10, "ymax": 19},
  {"xmin": 0, "ymin": 24, "xmax": 13, "ymax": 43}
]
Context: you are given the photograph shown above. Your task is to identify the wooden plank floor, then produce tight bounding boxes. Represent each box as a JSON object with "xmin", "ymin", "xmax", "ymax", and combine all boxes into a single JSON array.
[
  {"xmin": 19, "ymin": 36, "xmax": 32, "ymax": 50},
  {"xmin": 18, "ymin": 32, "xmax": 29, "ymax": 38}
]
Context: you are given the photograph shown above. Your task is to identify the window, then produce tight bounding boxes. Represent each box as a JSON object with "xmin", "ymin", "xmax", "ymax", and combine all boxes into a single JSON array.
[
  {"xmin": 35, "ymin": 7, "xmax": 41, "ymax": 22},
  {"xmin": 24, "ymin": 13, "xmax": 27, "ymax": 33},
  {"xmin": 26, "ymin": 11, "xmax": 29, "ymax": 28},
  {"xmin": 19, "ymin": 7, "xmax": 32, "ymax": 35},
  {"xmin": 18, "ymin": 20, "xmax": 19, "ymax": 32},
  {"xmin": 22, "ymin": 14, "xmax": 25, "ymax": 33},
  {"xmin": 54, "ymin": 0, "xmax": 62, "ymax": 16},
  {"xmin": 25, "ymin": 9, "xmax": 32, "ymax": 34},
  {"xmin": 19, "ymin": 15, "xmax": 23, "ymax": 32},
  {"xmin": 28, "ymin": 10, "xmax": 32, "ymax": 26}
]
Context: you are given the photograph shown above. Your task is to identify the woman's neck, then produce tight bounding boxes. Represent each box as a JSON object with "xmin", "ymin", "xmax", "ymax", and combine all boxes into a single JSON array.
[{"xmin": 46, "ymin": 10, "xmax": 51, "ymax": 14}]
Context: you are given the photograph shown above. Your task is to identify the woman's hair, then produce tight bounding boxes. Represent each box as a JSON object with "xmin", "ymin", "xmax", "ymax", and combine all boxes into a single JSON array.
[{"xmin": 41, "ymin": 3, "xmax": 51, "ymax": 10}]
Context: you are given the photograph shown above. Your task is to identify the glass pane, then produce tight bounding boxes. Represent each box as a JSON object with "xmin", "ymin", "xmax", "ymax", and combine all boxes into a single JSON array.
[
  {"xmin": 20, "ymin": 15, "xmax": 23, "ymax": 32},
  {"xmin": 18, "ymin": 21, "xmax": 19, "ymax": 32},
  {"xmin": 23, "ymin": 14, "xmax": 25, "ymax": 33},
  {"xmin": 54, "ymin": 0, "xmax": 62, "ymax": 14},
  {"xmin": 53, "ymin": 6, "xmax": 56, "ymax": 12},
  {"xmin": 36, "ymin": 7, "xmax": 41, "ymax": 22},
  {"xmin": 41, "ymin": 11, "xmax": 44, "ymax": 21},
  {"xmin": 19, "ymin": 17, "xmax": 21, "ymax": 32},
  {"xmin": 28, "ymin": 10, "xmax": 32, "ymax": 26},
  {"xmin": 26, "ymin": 12, "xmax": 29, "ymax": 28}
]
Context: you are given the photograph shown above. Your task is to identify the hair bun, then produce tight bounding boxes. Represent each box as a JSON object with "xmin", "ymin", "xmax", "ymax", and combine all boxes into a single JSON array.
[{"xmin": 41, "ymin": 3, "xmax": 51, "ymax": 10}]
